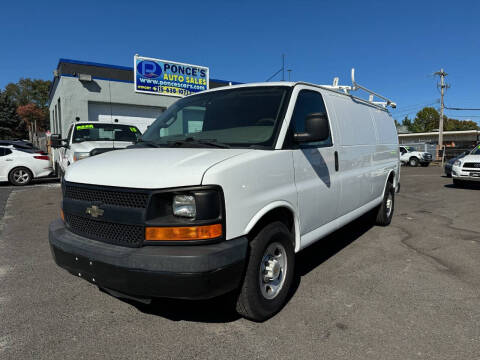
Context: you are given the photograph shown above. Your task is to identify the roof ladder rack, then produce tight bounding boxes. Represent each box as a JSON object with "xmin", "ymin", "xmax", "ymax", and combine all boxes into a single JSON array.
[
  {"xmin": 322, "ymin": 69, "xmax": 397, "ymax": 109},
  {"xmin": 350, "ymin": 68, "xmax": 396, "ymax": 108}
]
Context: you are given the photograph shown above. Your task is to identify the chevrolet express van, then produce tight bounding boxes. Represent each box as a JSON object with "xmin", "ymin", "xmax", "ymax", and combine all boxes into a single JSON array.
[{"xmin": 49, "ymin": 80, "xmax": 400, "ymax": 321}]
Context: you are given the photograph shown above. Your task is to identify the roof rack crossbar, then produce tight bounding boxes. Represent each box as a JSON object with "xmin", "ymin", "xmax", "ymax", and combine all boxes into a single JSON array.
[{"xmin": 350, "ymin": 68, "xmax": 396, "ymax": 108}]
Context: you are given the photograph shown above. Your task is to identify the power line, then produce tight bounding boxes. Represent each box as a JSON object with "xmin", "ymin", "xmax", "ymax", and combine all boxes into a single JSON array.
[{"xmin": 445, "ymin": 106, "xmax": 480, "ymax": 111}]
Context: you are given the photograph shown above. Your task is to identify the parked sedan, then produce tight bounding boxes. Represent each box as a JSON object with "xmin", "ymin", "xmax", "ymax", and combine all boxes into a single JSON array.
[
  {"xmin": 0, "ymin": 146, "xmax": 53, "ymax": 185},
  {"xmin": 444, "ymin": 151, "xmax": 469, "ymax": 177}
]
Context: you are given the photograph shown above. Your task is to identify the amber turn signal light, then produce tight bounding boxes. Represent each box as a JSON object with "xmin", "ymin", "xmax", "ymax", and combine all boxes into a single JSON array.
[
  {"xmin": 60, "ymin": 209, "xmax": 65, "ymax": 222},
  {"xmin": 145, "ymin": 224, "xmax": 222, "ymax": 241}
]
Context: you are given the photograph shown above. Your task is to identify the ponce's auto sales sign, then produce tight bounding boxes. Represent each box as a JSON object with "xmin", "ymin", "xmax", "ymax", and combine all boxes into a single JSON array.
[{"xmin": 134, "ymin": 55, "xmax": 209, "ymax": 97}]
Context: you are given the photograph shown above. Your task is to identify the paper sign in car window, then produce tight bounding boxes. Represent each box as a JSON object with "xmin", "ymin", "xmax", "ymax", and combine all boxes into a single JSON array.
[
  {"xmin": 76, "ymin": 124, "xmax": 94, "ymax": 130},
  {"xmin": 130, "ymin": 127, "xmax": 137, "ymax": 132}
]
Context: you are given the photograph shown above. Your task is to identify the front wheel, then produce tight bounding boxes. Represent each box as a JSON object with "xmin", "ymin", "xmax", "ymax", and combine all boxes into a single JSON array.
[
  {"xmin": 236, "ymin": 222, "xmax": 295, "ymax": 322},
  {"xmin": 409, "ymin": 157, "xmax": 419, "ymax": 167},
  {"xmin": 8, "ymin": 167, "xmax": 33, "ymax": 186}
]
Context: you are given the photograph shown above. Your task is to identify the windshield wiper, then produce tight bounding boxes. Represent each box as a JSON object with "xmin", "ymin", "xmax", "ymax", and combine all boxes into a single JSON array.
[
  {"xmin": 132, "ymin": 139, "xmax": 163, "ymax": 148},
  {"xmin": 167, "ymin": 137, "xmax": 230, "ymax": 149}
]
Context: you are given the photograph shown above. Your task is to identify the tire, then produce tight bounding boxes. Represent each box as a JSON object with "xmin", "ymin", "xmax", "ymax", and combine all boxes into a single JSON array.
[
  {"xmin": 236, "ymin": 221, "xmax": 295, "ymax": 322},
  {"xmin": 453, "ymin": 179, "xmax": 463, "ymax": 187},
  {"xmin": 375, "ymin": 181, "xmax": 394, "ymax": 226},
  {"xmin": 8, "ymin": 167, "xmax": 33, "ymax": 186},
  {"xmin": 409, "ymin": 157, "xmax": 419, "ymax": 167}
]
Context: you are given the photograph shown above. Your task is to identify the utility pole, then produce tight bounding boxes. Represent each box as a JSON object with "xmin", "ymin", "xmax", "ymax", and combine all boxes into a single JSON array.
[{"xmin": 434, "ymin": 69, "xmax": 448, "ymax": 160}]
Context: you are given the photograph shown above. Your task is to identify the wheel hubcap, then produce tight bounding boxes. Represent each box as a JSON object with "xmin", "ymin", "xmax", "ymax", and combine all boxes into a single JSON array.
[
  {"xmin": 386, "ymin": 194, "xmax": 393, "ymax": 217},
  {"xmin": 259, "ymin": 242, "xmax": 287, "ymax": 300},
  {"xmin": 13, "ymin": 170, "xmax": 29, "ymax": 184}
]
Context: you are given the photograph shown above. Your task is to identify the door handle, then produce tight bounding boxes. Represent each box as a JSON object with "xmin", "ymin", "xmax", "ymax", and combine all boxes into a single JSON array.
[
  {"xmin": 334, "ymin": 151, "xmax": 339, "ymax": 171},
  {"xmin": 6, "ymin": 159, "xmax": 13, "ymax": 161}
]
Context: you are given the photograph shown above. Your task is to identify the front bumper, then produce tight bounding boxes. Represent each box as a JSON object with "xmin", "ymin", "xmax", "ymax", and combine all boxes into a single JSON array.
[
  {"xmin": 49, "ymin": 219, "xmax": 248, "ymax": 300},
  {"xmin": 451, "ymin": 166, "xmax": 480, "ymax": 182}
]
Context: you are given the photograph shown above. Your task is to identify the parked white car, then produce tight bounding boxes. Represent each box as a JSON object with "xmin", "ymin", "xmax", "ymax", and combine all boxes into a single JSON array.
[
  {"xmin": 49, "ymin": 79, "xmax": 400, "ymax": 321},
  {"xmin": 399, "ymin": 146, "xmax": 432, "ymax": 167},
  {"xmin": 51, "ymin": 122, "xmax": 142, "ymax": 179},
  {"xmin": 451, "ymin": 144, "xmax": 480, "ymax": 186},
  {"xmin": 0, "ymin": 146, "xmax": 52, "ymax": 185}
]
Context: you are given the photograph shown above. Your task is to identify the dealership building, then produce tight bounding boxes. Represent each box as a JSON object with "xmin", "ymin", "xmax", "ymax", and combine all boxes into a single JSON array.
[{"xmin": 48, "ymin": 58, "xmax": 239, "ymax": 136}]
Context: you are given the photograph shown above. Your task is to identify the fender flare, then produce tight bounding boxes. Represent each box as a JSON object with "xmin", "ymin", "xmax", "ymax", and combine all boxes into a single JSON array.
[
  {"xmin": 244, "ymin": 200, "xmax": 301, "ymax": 252},
  {"xmin": 382, "ymin": 168, "xmax": 397, "ymax": 194}
]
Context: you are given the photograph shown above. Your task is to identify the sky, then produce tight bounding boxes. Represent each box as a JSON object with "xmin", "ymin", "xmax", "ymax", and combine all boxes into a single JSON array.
[{"xmin": 0, "ymin": 0, "xmax": 479, "ymax": 124}]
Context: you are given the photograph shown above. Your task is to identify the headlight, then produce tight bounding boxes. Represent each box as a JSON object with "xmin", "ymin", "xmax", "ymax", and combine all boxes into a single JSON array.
[
  {"xmin": 173, "ymin": 194, "xmax": 196, "ymax": 218},
  {"xmin": 73, "ymin": 152, "xmax": 90, "ymax": 162},
  {"xmin": 454, "ymin": 160, "xmax": 461, "ymax": 166}
]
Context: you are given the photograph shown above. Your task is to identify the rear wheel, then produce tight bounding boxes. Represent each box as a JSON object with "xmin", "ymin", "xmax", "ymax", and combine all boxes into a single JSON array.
[
  {"xmin": 375, "ymin": 181, "xmax": 394, "ymax": 226},
  {"xmin": 8, "ymin": 167, "xmax": 33, "ymax": 186},
  {"xmin": 409, "ymin": 157, "xmax": 419, "ymax": 167},
  {"xmin": 236, "ymin": 221, "xmax": 295, "ymax": 322}
]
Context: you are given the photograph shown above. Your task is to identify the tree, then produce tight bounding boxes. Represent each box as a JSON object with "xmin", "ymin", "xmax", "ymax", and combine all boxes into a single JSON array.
[
  {"xmin": 411, "ymin": 107, "xmax": 441, "ymax": 132},
  {"xmin": 401, "ymin": 116, "xmax": 413, "ymax": 131},
  {"xmin": 16, "ymin": 103, "xmax": 48, "ymax": 134},
  {"xmin": 1, "ymin": 78, "xmax": 52, "ymax": 139},
  {"xmin": 445, "ymin": 118, "xmax": 479, "ymax": 131},
  {"xmin": 0, "ymin": 91, "xmax": 22, "ymax": 139},
  {"xmin": 4, "ymin": 78, "xmax": 51, "ymax": 108}
]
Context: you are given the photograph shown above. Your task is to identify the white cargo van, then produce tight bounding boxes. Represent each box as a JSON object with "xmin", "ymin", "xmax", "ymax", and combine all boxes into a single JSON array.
[
  {"xmin": 49, "ymin": 72, "xmax": 400, "ymax": 321},
  {"xmin": 50, "ymin": 122, "xmax": 142, "ymax": 179}
]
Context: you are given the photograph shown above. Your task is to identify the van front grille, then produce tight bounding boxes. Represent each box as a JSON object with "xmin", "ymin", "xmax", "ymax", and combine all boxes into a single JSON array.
[
  {"xmin": 65, "ymin": 213, "xmax": 144, "ymax": 247},
  {"xmin": 463, "ymin": 163, "xmax": 480, "ymax": 169},
  {"xmin": 64, "ymin": 184, "xmax": 149, "ymax": 208}
]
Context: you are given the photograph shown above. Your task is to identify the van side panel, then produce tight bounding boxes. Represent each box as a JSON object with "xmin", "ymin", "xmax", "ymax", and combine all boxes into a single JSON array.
[
  {"xmin": 370, "ymin": 108, "xmax": 400, "ymax": 197},
  {"xmin": 325, "ymin": 94, "xmax": 378, "ymax": 215}
]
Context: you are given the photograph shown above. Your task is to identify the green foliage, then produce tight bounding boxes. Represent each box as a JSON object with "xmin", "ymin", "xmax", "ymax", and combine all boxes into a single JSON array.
[
  {"xmin": 0, "ymin": 78, "xmax": 51, "ymax": 139},
  {"xmin": 399, "ymin": 107, "xmax": 480, "ymax": 133},
  {"xmin": 4, "ymin": 78, "xmax": 51, "ymax": 108},
  {"xmin": 401, "ymin": 116, "xmax": 413, "ymax": 129},
  {"xmin": 445, "ymin": 118, "xmax": 479, "ymax": 131},
  {"xmin": 0, "ymin": 91, "xmax": 22, "ymax": 139},
  {"xmin": 412, "ymin": 107, "xmax": 440, "ymax": 132}
]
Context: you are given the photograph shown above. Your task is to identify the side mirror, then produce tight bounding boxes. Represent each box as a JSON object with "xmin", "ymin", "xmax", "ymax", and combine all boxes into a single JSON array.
[
  {"xmin": 293, "ymin": 113, "xmax": 329, "ymax": 143},
  {"xmin": 50, "ymin": 134, "xmax": 63, "ymax": 148}
]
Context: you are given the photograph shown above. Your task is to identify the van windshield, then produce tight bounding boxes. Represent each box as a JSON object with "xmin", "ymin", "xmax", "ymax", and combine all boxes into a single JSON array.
[
  {"xmin": 72, "ymin": 124, "xmax": 141, "ymax": 143},
  {"xmin": 140, "ymin": 86, "xmax": 289, "ymax": 148}
]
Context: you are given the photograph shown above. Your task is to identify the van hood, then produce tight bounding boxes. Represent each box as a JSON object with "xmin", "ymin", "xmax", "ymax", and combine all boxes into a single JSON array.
[
  {"xmin": 65, "ymin": 147, "xmax": 253, "ymax": 189},
  {"xmin": 70, "ymin": 141, "xmax": 134, "ymax": 152}
]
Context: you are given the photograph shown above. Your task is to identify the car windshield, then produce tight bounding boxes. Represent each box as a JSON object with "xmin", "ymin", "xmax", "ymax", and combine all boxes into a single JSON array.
[
  {"xmin": 405, "ymin": 146, "xmax": 416, "ymax": 152},
  {"xmin": 140, "ymin": 86, "xmax": 289, "ymax": 148},
  {"xmin": 471, "ymin": 144, "xmax": 480, "ymax": 155},
  {"xmin": 72, "ymin": 124, "xmax": 141, "ymax": 143}
]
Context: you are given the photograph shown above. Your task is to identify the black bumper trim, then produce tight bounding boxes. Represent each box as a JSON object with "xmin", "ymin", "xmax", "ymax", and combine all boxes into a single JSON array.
[{"xmin": 49, "ymin": 219, "xmax": 248, "ymax": 299}]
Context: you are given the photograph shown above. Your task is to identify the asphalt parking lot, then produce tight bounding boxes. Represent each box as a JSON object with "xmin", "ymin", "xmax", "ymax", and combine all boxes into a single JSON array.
[{"xmin": 0, "ymin": 166, "xmax": 479, "ymax": 359}]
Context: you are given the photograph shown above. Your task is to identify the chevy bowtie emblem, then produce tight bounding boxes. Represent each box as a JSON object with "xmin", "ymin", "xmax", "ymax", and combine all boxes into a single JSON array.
[{"xmin": 86, "ymin": 205, "xmax": 104, "ymax": 218}]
